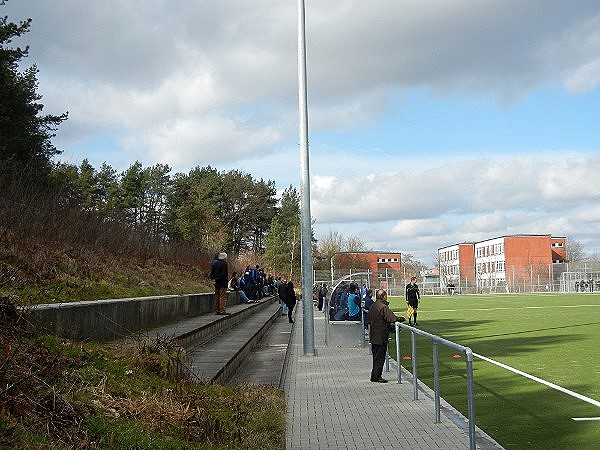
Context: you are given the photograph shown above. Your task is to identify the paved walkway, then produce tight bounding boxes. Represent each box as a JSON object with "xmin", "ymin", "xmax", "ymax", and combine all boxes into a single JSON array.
[{"xmin": 282, "ymin": 301, "xmax": 503, "ymax": 450}]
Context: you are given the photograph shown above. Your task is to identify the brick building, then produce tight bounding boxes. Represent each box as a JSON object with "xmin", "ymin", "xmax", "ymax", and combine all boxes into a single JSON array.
[
  {"xmin": 438, "ymin": 235, "xmax": 567, "ymax": 293},
  {"xmin": 332, "ymin": 251, "xmax": 402, "ymax": 290},
  {"xmin": 439, "ymin": 242, "xmax": 476, "ymax": 290},
  {"xmin": 333, "ymin": 251, "xmax": 401, "ymax": 272}
]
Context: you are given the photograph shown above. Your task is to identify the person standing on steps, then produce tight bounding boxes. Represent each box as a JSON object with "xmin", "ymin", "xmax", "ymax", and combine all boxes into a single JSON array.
[
  {"xmin": 282, "ymin": 280, "xmax": 297, "ymax": 323},
  {"xmin": 406, "ymin": 276, "xmax": 421, "ymax": 326},
  {"xmin": 210, "ymin": 252, "xmax": 229, "ymax": 315},
  {"xmin": 276, "ymin": 277, "xmax": 287, "ymax": 315},
  {"xmin": 369, "ymin": 289, "xmax": 405, "ymax": 383}
]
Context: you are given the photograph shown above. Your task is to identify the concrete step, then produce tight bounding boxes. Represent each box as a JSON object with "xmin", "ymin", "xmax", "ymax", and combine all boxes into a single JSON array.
[
  {"xmin": 229, "ymin": 310, "xmax": 295, "ymax": 387},
  {"xmin": 142, "ymin": 295, "xmax": 278, "ymax": 348},
  {"xmin": 183, "ymin": 301, "xmax": 282, "ymax": 384},
  {"xmin": 134, "ymin": 295, "xmax": 291, "ymax": 384}
]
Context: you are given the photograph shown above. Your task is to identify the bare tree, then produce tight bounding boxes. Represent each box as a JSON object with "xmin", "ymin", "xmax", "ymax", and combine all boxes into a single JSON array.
[
  {"xmin": 345, "ymin": 235, "xmax": 367, "ymax": 252},
  {"xmin": 313, "ymin": 230, "xmax": 344, "ymax": 269},
  {"xmin": 314, "ymin": 229, "xmax": 369, "ymax": 269},
  {"xmin": 567, "ymin": 238, "xmax": 585, "ymax": 262}
]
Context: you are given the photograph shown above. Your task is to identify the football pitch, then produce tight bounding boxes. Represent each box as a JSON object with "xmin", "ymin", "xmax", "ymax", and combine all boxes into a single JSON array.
[{"xmin": 386, "ymin": 293, "xmax": 600, "ymax": 450}]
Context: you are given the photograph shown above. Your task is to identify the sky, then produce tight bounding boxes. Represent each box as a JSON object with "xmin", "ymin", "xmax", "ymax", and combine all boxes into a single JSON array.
[{"xmin": 4, "ymin": 0, "xmax": 600, "ymax": 264}]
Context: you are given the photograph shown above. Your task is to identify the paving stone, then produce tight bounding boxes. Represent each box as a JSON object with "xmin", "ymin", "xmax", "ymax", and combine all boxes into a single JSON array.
[{"xmin": 282, "ymin": 301, "xmax": 504, "ymax": 450}]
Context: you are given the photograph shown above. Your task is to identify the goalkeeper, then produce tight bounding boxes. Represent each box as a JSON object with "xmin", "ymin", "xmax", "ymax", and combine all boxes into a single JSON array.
[{"xmin": 405, "ymin": 276, "xmax": 421, "ymax": 326}]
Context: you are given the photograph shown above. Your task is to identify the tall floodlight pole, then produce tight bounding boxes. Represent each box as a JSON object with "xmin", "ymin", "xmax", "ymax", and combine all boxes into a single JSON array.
[{"xmin": 297, "ymin": 0, "xmax": 315, "ymax": 356}]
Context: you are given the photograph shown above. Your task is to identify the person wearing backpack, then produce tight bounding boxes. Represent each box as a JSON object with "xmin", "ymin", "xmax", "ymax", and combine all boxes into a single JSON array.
[{"xmin": 277, "ymin": 277, "xmax": 287, "ymax": 316}]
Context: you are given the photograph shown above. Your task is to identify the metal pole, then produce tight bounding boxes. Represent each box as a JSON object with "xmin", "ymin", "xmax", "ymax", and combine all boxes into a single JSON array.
[
  {"xmin": 297, "ymin": 0, "xmax": 315, "ymax": 356},
  {"xmin": 433, "ymin": 342, "xmax": 441, "ymax": 423},
  {"xmin": 411, "ymin": 330, "xmax": 418, "ymax": 400},
  {"xmin": 395, "ymin": 323, "xmax": 402, "ymax": 383},
  {"xmin": 465, "ymin": 347, "xmax": 476, "ymax": 450},
  {"xmin": 330, "ymin": 256, "xmax": 334, "ymax": 286},
  {"xmin": 385, "ymin": 348, "xmax": 390, "ymax": 372}
]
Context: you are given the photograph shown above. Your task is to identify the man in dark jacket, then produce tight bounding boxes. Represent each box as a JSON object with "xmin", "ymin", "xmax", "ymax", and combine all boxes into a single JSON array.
[
  {"xmin": 210, "ymin": 252, "xmax": 229, "ymax": 315},
  {"xmin": 406, "ymin": 276, "xmax": 421, "ymax": 325},
  {"xmin": 368, "ymin": 289, "xmax": 404, "ymax": 383},
  {"xmin": 282, "ymin": 281, "xmax": 297, "ymax": 323}
]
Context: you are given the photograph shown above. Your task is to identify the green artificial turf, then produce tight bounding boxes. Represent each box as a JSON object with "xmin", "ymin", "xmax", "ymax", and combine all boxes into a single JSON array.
[{"xmin": 387, "ymin": 293, "xmax": 600, "ymax": 450}]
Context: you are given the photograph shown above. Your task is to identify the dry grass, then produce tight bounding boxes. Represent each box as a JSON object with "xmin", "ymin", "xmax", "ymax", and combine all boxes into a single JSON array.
[
  {"xmin": 0, "ymin": 303, "xmax": 286, "ymax": 449},
  {"xmin": 0, "ymin": 226, "xmax": 213, "ymax": 305}
]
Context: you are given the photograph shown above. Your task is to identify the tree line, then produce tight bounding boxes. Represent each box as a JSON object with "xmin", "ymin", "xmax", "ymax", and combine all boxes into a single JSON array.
[
  {"xmin": 1, "ymin": 6, "xmax": 378, "ymax": 285},
  {"xmin": 0, "ymin": 6, "xmax": 304, "ymax": 279},
  {"xmin": 51, "ymin": 159, "xmax": 306, "ymax": 271}
]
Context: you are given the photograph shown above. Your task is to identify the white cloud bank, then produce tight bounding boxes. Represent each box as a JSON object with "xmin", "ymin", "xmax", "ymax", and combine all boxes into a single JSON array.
[{"xmin": 4, "ymin": 0, "xmax": 600, "ymax": 262}]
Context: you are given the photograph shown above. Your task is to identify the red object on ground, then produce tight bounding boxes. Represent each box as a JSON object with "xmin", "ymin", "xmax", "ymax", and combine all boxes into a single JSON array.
[
  {"xmin": 453, "ymin": 354, "xmax": 462, "ymax": 358},
  {"xmin": 402, "ymin": 356, "xmax": 411, "ymax": 360}
]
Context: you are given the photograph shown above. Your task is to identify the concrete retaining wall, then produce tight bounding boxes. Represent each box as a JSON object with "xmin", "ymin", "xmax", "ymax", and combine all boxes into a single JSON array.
[{"xmin": 27, "ymin": 291, "xmax": 239, "ymax": 342}]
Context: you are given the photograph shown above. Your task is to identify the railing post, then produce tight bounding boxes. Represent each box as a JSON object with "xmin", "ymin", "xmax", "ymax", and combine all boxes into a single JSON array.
[
  {"xmin": 385, "ymin": 347, "xmax": 390, "ymax": 372},
  {"xmin": 411, "ymin": 330, "xmax": 418, "ymax": 400},
  {"xmin": 395, "ymin": 322, "xmax": 401, "ymax": 383},
  {"xmin": 398, "ymin": 323, "xmax": 478, "ymax": 447},
  {"xmin": 465, "ymin": 347, "xmax": 476, "ymax": 450},
  {"xmin": 433, "ymin": 341, "xmax": 441, "ymax": 423}
]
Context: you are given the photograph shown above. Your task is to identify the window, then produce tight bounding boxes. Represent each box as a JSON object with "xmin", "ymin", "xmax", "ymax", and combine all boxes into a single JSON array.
[{"xmin": 378, "ymin": 258, "xmax": 399, "ymax": 263}]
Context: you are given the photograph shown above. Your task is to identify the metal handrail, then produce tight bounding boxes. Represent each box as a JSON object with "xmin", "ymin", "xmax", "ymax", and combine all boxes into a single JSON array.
[{"xmin": 394, "ymin": 322, "xmax": 476, "ymax": 450}]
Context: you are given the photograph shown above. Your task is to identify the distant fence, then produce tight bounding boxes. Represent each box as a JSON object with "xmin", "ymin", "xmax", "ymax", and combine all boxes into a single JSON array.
[
  {"xmin": 314, "ymin": 263, "xmax": 600, "ymax": 296},
  {"xmin": 314, "ymin": 269, "xmax": 409, "ymax": 297},
  {"xmin": 560, "ymin": 271, "xmax": 600, "ymax": 293}
]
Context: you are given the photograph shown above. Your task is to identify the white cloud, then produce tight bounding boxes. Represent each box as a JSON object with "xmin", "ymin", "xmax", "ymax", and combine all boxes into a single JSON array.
[
  {"xmin": 125, "ymin": 116, "xmax": 283, "ymax": 168},
  {"xmin": 8, "ymin": 0, "xmax": 600, "ymax": 155},
  {"xmin": 310, "ymin": 153, "xmax": 600, "ymax": 260},
  {"xmin": 312, "ymin": 154, "xmax": 600, "ymax": 223},
  {"xmin": 5, "ymin": 0, "xmax": 600, "ymax": 261},
  {"xmin": 565, "ymin": 60, "xmax": 600, "ymax": 94},
  {"xmin": 390, "ymin": 219, "xmax": 448, "ymax": 239}
]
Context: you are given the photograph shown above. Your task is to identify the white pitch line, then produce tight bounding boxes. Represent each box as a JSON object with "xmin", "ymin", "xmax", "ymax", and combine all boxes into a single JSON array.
[
  {"xmin": 473, "ymin": 352, "xmax": 600, "ymax": 410},
  {"xmin": 422, "ymin": 304, "xmax": 600, "ymax": 313},
  {"xmin": 572, "ymin": 417, "xmax": 600, "ymax": 421}
]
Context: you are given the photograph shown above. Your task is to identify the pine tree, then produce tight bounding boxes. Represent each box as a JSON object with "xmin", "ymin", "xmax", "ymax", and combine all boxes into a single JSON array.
[{"xmin": 0, "ymin": 7, "xmax": 67, "ymax": 184}]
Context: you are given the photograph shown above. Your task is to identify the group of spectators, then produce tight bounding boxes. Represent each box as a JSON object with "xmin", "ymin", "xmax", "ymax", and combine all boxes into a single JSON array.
[
  {"xmin": 327, "ymin": 282, "xmax": 371, "ymax": 322},
  {"xmin": 574, "ymin": 279, "xmax": 598, "ymax": 292},
  {"xmin": 210, "ymin": 253, "xmax": 296, "ymax": 321},
  {"xmin": 223, "ymin": 261, "xmax": 297, "ymax": 323},
  {"xmin": 228, "ymin": 265, "xmax": 277, "ymax": 302}
]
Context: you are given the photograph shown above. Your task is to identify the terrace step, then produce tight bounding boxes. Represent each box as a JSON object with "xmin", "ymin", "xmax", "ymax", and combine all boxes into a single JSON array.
[{"xmin": 142, "ymin": 296, "xmax": 285, "ymax": 384}]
